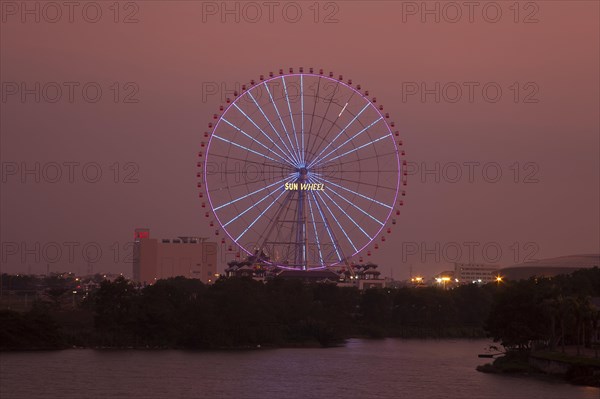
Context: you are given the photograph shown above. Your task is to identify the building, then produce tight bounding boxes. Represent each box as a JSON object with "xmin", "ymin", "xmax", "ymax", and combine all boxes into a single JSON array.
[
  {"xmin": 353, "ymin": 264, "xmax": 386, "ymax": 289},
  {"xmin": 277, "ymin": 269, "xmax": 340, "ymax": 283},
  {"xmin": 132, "ymin": 228, "xmax": 217, "ymax": 285},
  {"xmin": 454, "ymin": 262, "xmax": 499, "ymax": 284},
  {"xmin": 224, "ymin": 261, "xmax": 387, "ymax": 289},
  {"xmin": 499, "ymin": 254, "xmax": 599, "ymax": 281}
]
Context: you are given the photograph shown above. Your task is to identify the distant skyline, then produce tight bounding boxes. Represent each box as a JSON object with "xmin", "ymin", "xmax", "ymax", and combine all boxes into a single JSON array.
[{"xmin": 1, "ymin": 1, "xmax": 599, "ymax": 279}]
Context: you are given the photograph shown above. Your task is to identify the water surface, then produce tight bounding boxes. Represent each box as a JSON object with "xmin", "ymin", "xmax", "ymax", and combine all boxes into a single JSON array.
[{"xmin": 1, "ymin": 339, "xmax": 597, "ymax": 398}]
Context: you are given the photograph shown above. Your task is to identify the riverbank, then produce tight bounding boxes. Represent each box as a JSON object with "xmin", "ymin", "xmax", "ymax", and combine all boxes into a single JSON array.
[{"xmin": 477, "ymin": 349, "xmax": 600, "ymax": 387}]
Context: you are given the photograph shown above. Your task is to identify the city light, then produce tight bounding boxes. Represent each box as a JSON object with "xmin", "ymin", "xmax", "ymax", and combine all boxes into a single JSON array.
[{"xmin": 435, "ymin": 276, "xmax": 452, "ymax": 289}]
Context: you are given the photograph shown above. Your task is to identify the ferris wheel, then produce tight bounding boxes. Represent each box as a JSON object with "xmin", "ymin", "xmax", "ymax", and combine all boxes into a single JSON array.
[{"xmin": 199, "ymin": 68, "xmax": 406, "ymax": 270}]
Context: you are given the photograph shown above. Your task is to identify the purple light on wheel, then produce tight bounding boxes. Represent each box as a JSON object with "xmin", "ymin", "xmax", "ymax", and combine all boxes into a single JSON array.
[{"xmin": 201, "ymin": 70, "xmax": 405, "ymax": 270}]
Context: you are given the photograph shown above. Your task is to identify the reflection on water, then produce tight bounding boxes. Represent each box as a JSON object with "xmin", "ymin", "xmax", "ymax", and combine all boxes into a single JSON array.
[{"xmin": 1, "ymin": 339, "xmax": 598, "ymax": 399}]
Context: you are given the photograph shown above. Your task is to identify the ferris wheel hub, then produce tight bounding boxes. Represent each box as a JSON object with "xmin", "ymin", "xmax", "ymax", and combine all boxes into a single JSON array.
[{"xmin": 297, "ymin": 167, "xmax": 309, "ymax": 181}]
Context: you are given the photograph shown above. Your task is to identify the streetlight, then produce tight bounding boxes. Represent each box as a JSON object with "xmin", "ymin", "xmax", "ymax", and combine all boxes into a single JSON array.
[
  {"xmin": 436, "ymin": 277, "xmax": 450, "ymax": 289},
  {"xmin": 441, "ymin": 276, "xmax": 450, "ymax": 290}
]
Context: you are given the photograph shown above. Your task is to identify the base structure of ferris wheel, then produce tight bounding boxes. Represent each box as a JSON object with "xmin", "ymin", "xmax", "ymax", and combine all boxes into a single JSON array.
[{"xmin": 199, "ymin": 68, "xmax": 407, "ymax": 275}]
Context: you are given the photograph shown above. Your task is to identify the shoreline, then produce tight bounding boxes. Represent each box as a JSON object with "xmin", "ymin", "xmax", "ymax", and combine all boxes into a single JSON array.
[
  {"xmin": 477, "ymin": 350, "xmax": 600, "ymax": 388},
  {"xmin": 1, "ymin": 335, "xmax": 491, "ymax": 352}
]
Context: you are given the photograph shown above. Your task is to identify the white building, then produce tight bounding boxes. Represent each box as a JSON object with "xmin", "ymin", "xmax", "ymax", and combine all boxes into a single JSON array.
[
  {"xmin": 454, "ymin": 262, "xmax": 499, "ymax": 284},
  {"xmin": 132, "ymin": 228, "xmax": 217, "ymax": 285}
]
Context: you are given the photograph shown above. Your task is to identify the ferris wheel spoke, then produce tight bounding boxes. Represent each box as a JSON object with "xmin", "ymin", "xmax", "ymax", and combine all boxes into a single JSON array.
[
  {"xmin": 311, "ymin": 117, "xmax": 384, "ymax": 169},
  {"xmin": 306, "ymin": 76, "xmax": 321, "ymax": 136},
  {"xmin": 315, "ymin": 175, "xmax": 393, "ymax": 210},
  {"xmin": 323, "ymin": 135, "xmax": 390, "ymax": 168},
  {"xmin": 264, "ymin": 82, "xmax": 302, "ymax": 165},
  {"xmin": 300, "ymin": 75, "xmax": 305, "ymax": 165},
  {"xmin": 314, "ymin": 173, "xmax": 396, "ymax": 192},
  {"xmin": 309, "ymin": 175, "xmax": 384, "ymax": 226},
  {"xmin": 312, "ymin": 188, "xmax": 358, "ymax": 253},
  {"xmin": 307, "ymin": 103, "xmax": 370, "ymax": 169},
  {"xmin": 305, "ymin": 76, "xmax": 322, "ymax": 163},
  {"xmin": 221, "ymin": 174, "xmax": 296, "ymax": 227},
  {"xmin": 310, "ymin": 191, "xmax": 342, "ymax": 262},
  {"xmin": 232, "ymin": 103, "xmax": 297, "ymax": 165},
  {"xmin": 221, "ymin": 117, "xmax": 293, "ymax": 166},
  {"xmin": 205, "ymin": 152, "xmax": 293, "ymax": 171},
  {"xmin": 247, "ymin": 89, "xmax": 300, "ymax": 165},
  {"xmin": 212, "ymin": 134, "xmax": 285, "ymax": 165},
  {"xmin": 316, "ymin": 150, "xmax": 398, "ymax": 169},
  {"xmin": 209, "ymin": 178, "xmax": 286, "ymax": 196},
  {"xmin": 254, "ymin": 190, "xmax": 296, "ymax": 258},
  {"xmin": 235, "ymin": 188, "xmax": 289, "ymax": 242},
  {"xmin": 306, "ymin": 82, "xmax": 344, "ymax": 162},
  {"xmin": 335, "ymin": 170, "xmax": 400, "ymax": 173},
  {"xmin": 307, "ymin": 82, "xmax": 341, "ymax": 163},
  {"xmin": 310, "ymin": 178, "xmax": 372, "ymax": 241},
  {"xmin": 312, "ymin": 133, "xmax": 388, "ymax": 170},
  {"xmin": 306, "ymin": 193, "xmax": 324, "ymax": 266},
  {"xmin": 306, "ymin": 90, "xmax": 357, "ymax": 167},
  {"xmin": 213, "ymin": 173, "xmax": 296, "ymax": 211},
  {"xmin": 282, "ymin": 76, "xmax": 302, "ymax": 164}
]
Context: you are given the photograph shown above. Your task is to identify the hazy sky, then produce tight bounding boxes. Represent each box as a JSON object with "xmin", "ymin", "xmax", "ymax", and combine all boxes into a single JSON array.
[{"xmin": 1, "ymin": 1, "xmax": 598, "ymax": 279}]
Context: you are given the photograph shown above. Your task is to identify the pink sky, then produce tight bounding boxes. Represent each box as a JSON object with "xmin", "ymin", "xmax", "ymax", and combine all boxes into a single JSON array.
[{"xmin": 1, "ymin": 1, "xmax": 598, "ymax": 278}]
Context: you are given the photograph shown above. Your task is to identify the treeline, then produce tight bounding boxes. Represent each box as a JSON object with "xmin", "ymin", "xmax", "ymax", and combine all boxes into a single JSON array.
[
  {"xmin": 1, "ymin": 276, "xmax": 494, "ymax": 350},
  {"xmin": 485, "ymin": 267, "xmax": 600, "ymax": 352},
  {"xmin": 1, "ymin": 268, "xmax": 599, "ymax": 351}
]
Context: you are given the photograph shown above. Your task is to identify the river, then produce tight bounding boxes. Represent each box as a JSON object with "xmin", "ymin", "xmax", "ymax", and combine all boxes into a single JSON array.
[{"xmin": 1, "ymin": 339, "xmax": 598, "ymax": 398}]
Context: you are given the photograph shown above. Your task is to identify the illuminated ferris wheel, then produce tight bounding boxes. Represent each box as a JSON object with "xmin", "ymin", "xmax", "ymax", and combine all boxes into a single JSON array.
[{"xmin": 198, "ymin": 68, "xmax": 406, "ymax": 270}]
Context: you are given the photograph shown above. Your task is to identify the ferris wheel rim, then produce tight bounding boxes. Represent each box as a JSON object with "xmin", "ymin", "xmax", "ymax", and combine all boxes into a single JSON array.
[{"xmin": 202, "ymin": 71, "xmax": 403, "ymax": 269}]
